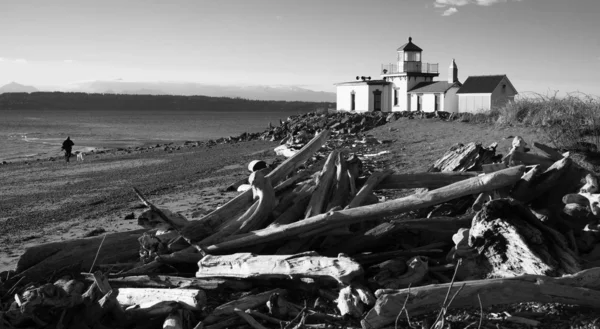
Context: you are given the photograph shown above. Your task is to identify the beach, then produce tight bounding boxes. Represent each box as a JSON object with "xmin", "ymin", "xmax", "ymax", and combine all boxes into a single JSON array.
[
  {"xmin": 0, "ymin": 138, "xmax": 280, "ymax": 272},
  {"xmin": 0, "ymin": 116, "xmax": 545, "ymax": 273}
]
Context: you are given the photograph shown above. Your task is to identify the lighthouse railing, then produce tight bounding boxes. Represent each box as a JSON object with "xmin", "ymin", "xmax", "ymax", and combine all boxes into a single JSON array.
[{"xmin": 381, "ymin": 62, "xmax": 439, "ymax": 74}]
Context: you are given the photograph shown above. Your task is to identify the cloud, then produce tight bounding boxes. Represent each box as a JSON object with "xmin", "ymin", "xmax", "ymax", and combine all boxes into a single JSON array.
[
  {"xmin": 0, "ymin": 57, "xmax": 4, "ymax": 62},
  {"xmin": 14, "ymin": 59, "xmax": 27, "ymax": 63},
  {"xmin": 442, "ymin": 7, "xmax": 459, "ymax": 15},
  {"xmin": 63, "ymin": 59, "xmax": 74, "ymax": 63},
  {"xmin": 434, "ymin": 0, "xmax": 521, "ymax": 8},
  {"xmin": 435, "ymin": 0, "xmax": 470, "ymax": 6},
  {"xmin": 276, "ymin": 15, "xmax": 283, "ymax": 21}
]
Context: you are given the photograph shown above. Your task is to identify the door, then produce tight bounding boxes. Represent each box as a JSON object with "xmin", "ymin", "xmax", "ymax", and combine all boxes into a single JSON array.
[
  {"xmin": 373, "ymin": 89, "xmax": 382, "ymax": 111},
  {"xmin": 417, "ymin": 95, "xmax": 422, "ymax": 112},
  {"xmin": 435, "ymin": 94, "xmax": 440, "ymax": 112}
]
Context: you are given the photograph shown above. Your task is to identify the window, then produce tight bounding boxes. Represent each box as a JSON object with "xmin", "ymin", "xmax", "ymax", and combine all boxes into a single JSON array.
[
  {"xmin": 394, "ymin": 89, "xmax": 399, "ymax": 106},
  {"xmin": 350, "ymin": 91, "xmax": 356, "ymax": 111}
]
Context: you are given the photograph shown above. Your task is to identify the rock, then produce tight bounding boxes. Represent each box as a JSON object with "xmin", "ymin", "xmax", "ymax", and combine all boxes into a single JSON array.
[{"xmin": 124, "ymin": 213, "xmax": 135, "ymax": 220}]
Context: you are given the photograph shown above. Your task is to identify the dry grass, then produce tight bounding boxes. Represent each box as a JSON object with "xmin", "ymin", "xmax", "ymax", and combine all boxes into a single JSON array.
[{"xmin": 491, "ymin": 92, "xmax": 600, "ymax": 152}]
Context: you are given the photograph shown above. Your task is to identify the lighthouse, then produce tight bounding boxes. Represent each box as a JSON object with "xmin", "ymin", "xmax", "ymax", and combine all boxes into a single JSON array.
[{"xmin": 381, "ymin": 37, "xmax": 440, "ymax": 112}]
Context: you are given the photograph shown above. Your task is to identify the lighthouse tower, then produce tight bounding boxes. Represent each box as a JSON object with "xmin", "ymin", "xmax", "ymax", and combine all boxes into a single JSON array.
[{"xmin": 381, "ymin": 37, "xmax": 439, "ymax": 112}]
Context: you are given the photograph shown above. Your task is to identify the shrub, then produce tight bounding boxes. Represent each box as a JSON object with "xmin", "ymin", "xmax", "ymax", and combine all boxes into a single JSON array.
[{"xmin": 493, "ymin": 92, "xmax": 600, "ymax": 152}]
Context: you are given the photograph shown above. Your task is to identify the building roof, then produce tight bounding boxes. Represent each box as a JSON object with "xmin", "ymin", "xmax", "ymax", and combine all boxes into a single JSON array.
[
  {"xmin": 397, "ymin": 37, "xmax": 423, "ymax": 52},
  {"xmin": 456, "ymin": 75, "xmax": 511, "ymax": 94},
  {"xmin": 334, "ymin": 79, "xmax": 391, "ymax": 86},
  {"xmin": 407, "ymin": 81, "xmax": 461, "ymax": 94}
]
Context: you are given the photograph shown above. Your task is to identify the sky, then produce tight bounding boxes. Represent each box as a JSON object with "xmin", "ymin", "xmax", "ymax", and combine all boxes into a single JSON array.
[{"xmin": 1, "ymin": 0, "xmax": 599, "ymax": 96}]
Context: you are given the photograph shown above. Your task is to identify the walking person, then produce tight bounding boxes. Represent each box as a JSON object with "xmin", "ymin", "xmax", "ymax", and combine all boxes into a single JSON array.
[{"xmin": 61, "ymin": 136, "xmax": 74, "ymax": 163}]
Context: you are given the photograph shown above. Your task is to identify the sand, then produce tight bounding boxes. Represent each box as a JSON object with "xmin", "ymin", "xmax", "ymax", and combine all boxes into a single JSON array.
[
  {"xmin": 0, "ymin": 139, "xmax": 280, "ymax": 273},
  {"xmin": 0, "ymin": 117, "xmax": 549, "ymax": 274}
]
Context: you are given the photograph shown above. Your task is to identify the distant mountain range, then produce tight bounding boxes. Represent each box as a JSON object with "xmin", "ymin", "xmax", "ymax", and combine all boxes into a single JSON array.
[
  {"xmin": 0, "ymin": 80, "xmax": 336, "ymax": 102},
  {"xmin": 0, "ymin": 82, "xmax": 38, "ymax": 94}
]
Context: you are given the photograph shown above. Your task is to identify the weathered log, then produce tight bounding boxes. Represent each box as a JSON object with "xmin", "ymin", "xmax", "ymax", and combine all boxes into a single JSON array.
[
  {"xmin": 181, "ymin": 130, "xmax": 329, "ymax": 244},
  {"xmin": 429, "ymin": 142, "xmax": 481, "ymax": 172},
  {"xmin": 353, "ymin": 248, "xmax": 446, "ymax": 266},
  {"xmin": 362, "ymin": 267, "xmax": 600, "ymax": 329},
  {"xmin": 202, "ymin": 289, "xmax": 286, "ymax": 325},
  {"xmin": 325, "ymin": 152, "xmax": 351, "ymax": 211},
  {"xmin": 134, "ymin": 187, "xmax": 188, "ymax": 231},
  {"xmin": 376, "ymin": 172, "xmax": 480, "ymax": 190},
  {"xmin": 269, "ymin": 191, "xmax": 312, "ymax": 228},
  {"xmin": 346, "ymin": 154, "xmax": 362, "ymax": 196},
  {"xmin": 336, "ymin": 286, "xmax": 363, "ymax": 318},
  {"xmin": 325, "ymin": 215, "xmax": 471, "ymax": 256},
  {"xmin": 580, "ymin": 174, "xmax": 599, "ymax": 193},
  {"xmin": 462, "ymin": 199, "xmax": 580, "ymax": 280},
  {"xmin": 471, "ymin": 192, "xmax": 491, "ymax": 212},
  {"xmin": 81, "ymin": 274, "xmax": 252, "ymax": 291},
  {"xmin": 116, "ymin": 288, "xmax": 207, "ymax": 310},
  {"xmin": 504, "ymin": 150, "xmax": 555, "ymax": 169},
  {"xmin": 510, "ymin": 157, "xmax": 572, "ymax": 205},
  {"xmin": 125, "ymin": 301, "xmax": 180, "ymax": 321},
  {"xmin": 196, "ymin": 252, "xmax": 363, "ymax": 285},
  {"xmin": 346, "ymin": 170, "xmax": 393, "ymax": 209},
  {"xmin": 137, "ymin": 208, "xmax": 190, "ymax": 232},
  {"xmin": 15, "ymin": 229, "xmax": 146, "ymax": 282},
  {"xmin": 533, "ymin": 142, "xmax": 564, "ymax": 161},
  {"xmin": 204, "ymin": 166, "xmax": 526, "ymax": 253},
  {"xmin": 163, "ymin": 308, "xmax": 195, "ymax": 329},
  {"xmin": 199, "ymin": 171, "xmax": 278, "ymax": 247},
  {"xmin": 305, "ymin": 150, "xmax": 339, "ymax": 218},
  {"xmin": 367, "ymin": 256, "xmax": 428, "ymax": 290},
  {"xmin": 233, "ymin": 308, "xmax": 269, "ymax": 329}
]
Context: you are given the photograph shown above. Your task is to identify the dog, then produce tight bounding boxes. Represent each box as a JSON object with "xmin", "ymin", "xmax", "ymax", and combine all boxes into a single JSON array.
[{"xmin": 75, "ymin": 151, "xmax": 84, "ymax": 161}]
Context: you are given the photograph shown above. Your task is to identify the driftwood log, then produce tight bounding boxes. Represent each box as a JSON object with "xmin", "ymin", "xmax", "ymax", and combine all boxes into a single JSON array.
[
  {"xmin": 362, "ymin": 267, "xmax": 600, "ymax": 329},
  {"xmin": 460, "ymin": 198, "xmax": 580, "ymax": 280},
  {"xmin": 81, "ymin": 274, "xmax": 252, "ymax": 291},
  {"xmin": 116, "ymin": 287, "xmax": 206, "ymax": 310},
  {"xmin": 376, "ymin": 172, "xmax": 480, "ymax": 190},
  {"xmin": 202, "ymin": 288, "xmax": 286, "ymax": 325},
  {"xmin": 324, "ymin": 215, "xmax": 471, "ymax": 256},
  {"xmin": 203, "ymin": 166, "xmax": 526, "ymax": 253},
  {"xmin": 180, "ymin": 130, "xmax": 330, "ymax": 244},
  {"xmin": 196, "ymin": 252, "xmax": 363, "ymax": 285},
  {"xmin": 15, "ymin": 229, "xmax": 146, "ymax": 282},
  {"xmin": 428, "ymin": 142, "xmax": 482, "ymax": 172}
]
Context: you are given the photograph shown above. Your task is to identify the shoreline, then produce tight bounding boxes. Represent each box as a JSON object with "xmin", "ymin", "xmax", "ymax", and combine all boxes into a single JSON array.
[{"xmin": 0, "ymin": 112, "xmax": 549, "ymax": 273}]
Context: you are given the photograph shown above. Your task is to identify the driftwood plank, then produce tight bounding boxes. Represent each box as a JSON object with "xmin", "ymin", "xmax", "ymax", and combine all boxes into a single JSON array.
[
  {"xmin": 533, "ymin": 142, "xmax": 564, "ymax": 161},
  {"xmin": 81, "ymin": 274, "xmax": 252, "ymax": 291},
  {"xmin": 196, "ymin": 252, "xmax": 363, "ymax": 285},
  {"xmin": 15, "ymin": 229, "xmax": 146, "ymax": 282},
  {"xmin": 116, "ymin": 287, "xmax": 207, "ymax": 310},
  {"xmin": 204, "ymin": 166, "xmax": 526, "ymax": 253},
  {"xmin": 180, "ymin": 130, "xmax": 329, "ymax": 244},
  {"xmin": 346, "ymin": 170, "xmax": 393, "ymax": 209},
  {"xmin": 202, "ymin": 289, "xmax": 286, "ymax": 325},
  {"xmin": 362, "ymin": 267, "xmax": 600, "ymax": 329}
]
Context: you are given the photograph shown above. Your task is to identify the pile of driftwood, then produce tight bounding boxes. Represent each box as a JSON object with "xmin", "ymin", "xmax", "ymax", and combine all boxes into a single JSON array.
[{"xmin": 4, "ymin": 130, "xmax": 600, "ymax": 329}]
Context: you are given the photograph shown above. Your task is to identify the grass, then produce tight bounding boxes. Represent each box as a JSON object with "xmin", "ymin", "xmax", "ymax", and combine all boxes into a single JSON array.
[{"xmin": 470, "ymin": 92, "xmax": 600, "ymax": 152}]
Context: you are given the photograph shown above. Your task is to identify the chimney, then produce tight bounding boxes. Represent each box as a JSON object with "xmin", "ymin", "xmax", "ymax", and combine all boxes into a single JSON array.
[{"xmin": 448, "ymin": 59, "xmax": 458, "ymax": 83}]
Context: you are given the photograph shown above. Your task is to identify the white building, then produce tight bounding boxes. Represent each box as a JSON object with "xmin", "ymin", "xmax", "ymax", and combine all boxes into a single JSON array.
[
  {"xmin": 335, "ymin": 37, "xmax": 517, "ymax": 113},
  {"xmin": 456, "ymin": 75, "xmax": 518, "ymax": 113}
]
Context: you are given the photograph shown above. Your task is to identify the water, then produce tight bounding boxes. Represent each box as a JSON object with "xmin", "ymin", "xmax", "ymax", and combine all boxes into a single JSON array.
[{"xmin": 0, "ymin": 109, "xmax": 305, "ymax": 162}]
